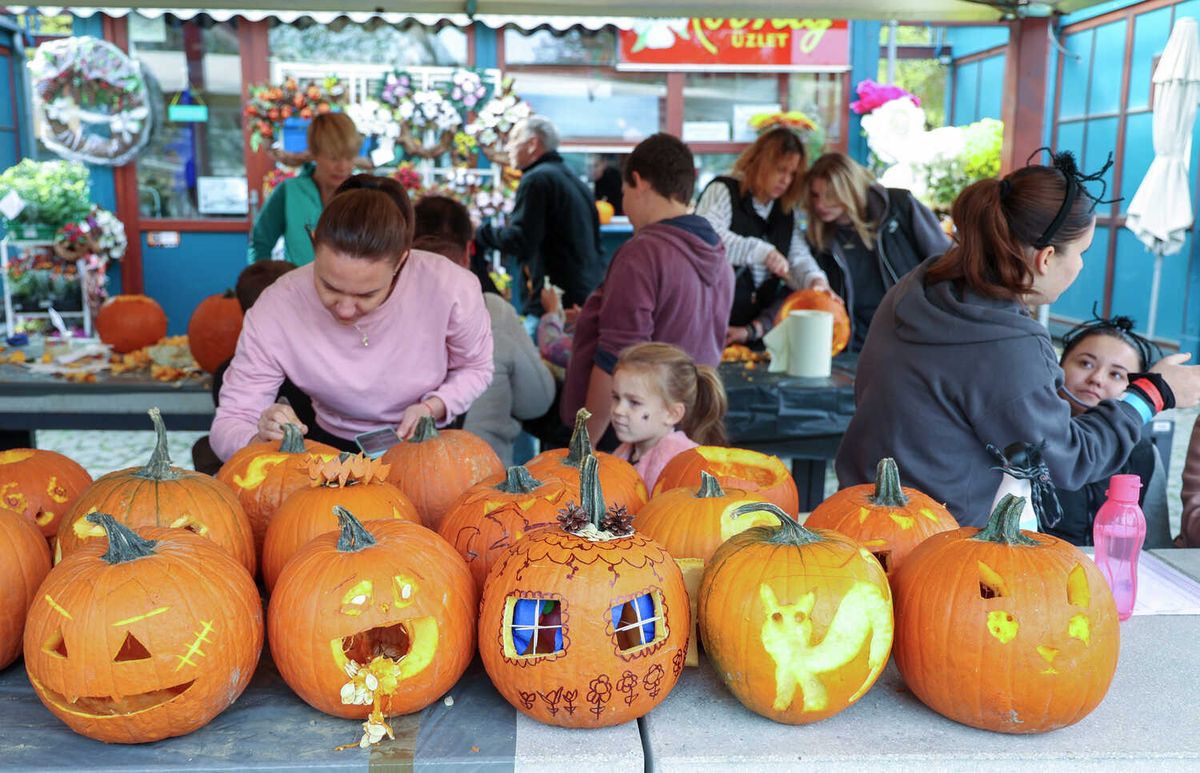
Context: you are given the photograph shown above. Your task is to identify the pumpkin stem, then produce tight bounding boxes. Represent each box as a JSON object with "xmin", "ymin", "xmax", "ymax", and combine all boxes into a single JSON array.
[
  {"xmin": 333, "ymin": 506, "xmax": 378, "ymax": 552},
  {"xmin": 869, "ymin": 458, "xmax": 909, "ymax": 507},
  {"xmin": 410, "ymin": 415, "xmax": 438, "ymax": 443},
  {"xmin": 580, "ymin": 454, "xmax": 607, "ymax": 529},
  {"xmin": 562, "ymin": 408, "xmax": 593, "ymax": 468},
  {"xmin": 223, "ymin": 288, "xmax": 236, "ymax": 299},
  {"xmin": 495, "ymin": 466, "xmax": 543, "ymax": 494},
  {"xmin": 134, "ymin": 407, "xmax": 181, "ymax": 481},
  {"xmin": 696, "ymin": 471, "xmax": 726, "ymax": 498},
  {"xmin": 972, "ymin": 494, "xmax": 1039, "ymax": 546},
  {"xmin": 731, "ymin": 502, "xmax": 821, "ymax": 546},
  {"xmin": 87, "ymin": 513, "xmax": 158, "ymax": 564},
  {"xmin": 279, "ymin": 423, "xmax": 307, "ymax": 454}
]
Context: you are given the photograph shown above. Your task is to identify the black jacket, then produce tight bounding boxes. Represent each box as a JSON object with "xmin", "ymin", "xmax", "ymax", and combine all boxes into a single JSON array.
[{"xmin": 476, "ymin": 151, "xmax": 605, "ymax": 313}]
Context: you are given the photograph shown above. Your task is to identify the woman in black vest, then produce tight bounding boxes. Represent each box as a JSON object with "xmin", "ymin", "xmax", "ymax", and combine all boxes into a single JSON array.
[{"xmin": 695, "ymin": 128, "xmax": 829, "ymax": 347}]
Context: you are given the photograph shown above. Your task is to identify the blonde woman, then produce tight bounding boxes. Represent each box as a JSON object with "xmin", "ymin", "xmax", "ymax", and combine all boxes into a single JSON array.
[
  {"xmin": 695, "ymin": 128, "xmax": 828, "ymax": 346},
  {"xmin": 803, "ymin": 152, "xmax": 949, "ymax": 351}
]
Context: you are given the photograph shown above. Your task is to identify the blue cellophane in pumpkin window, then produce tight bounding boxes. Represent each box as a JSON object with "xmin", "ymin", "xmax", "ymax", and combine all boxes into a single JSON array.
[
  {"xmin": 511, "ymin": 598, "xmax": 563, "ymax": 656},
  {"xmin": 611, "ymin": 593, "xmax": 656, "ymax": 649}
]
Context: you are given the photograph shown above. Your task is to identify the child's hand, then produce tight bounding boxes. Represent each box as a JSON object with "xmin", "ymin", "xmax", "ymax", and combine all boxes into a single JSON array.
[
  {"xmin": 540, "ymin": 286, "xmax": 562, "ymax": 315},
  {"xmin": 563, "ymin": 304, "xmax": 581, "ymax": 325}
]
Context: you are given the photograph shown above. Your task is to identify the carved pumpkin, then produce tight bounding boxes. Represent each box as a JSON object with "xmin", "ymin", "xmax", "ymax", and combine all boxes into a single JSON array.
[
  {"xmin": 262, "ymin": 453, "xmax": 420, "ymax": 593},
  {"xmin": 216, "ymin": 423, "xmax": 338, "ymax": 557},
  {"xmin": 805, "ymin": 458, "xmax": 957, "ymax": 577},
  {"xmin": 438, "ymin": 466, "xmax": 568, "ymax": 594},
  {"xmin": 524, "ymin": 408, "xmax": 647, "ymax": 514},
  {"xmin": 480, "ymin": 455, "xmax": 689, "ymax": 728},
  {"xmin": 775, "ymin": 288, "xmax": 851, "ymax": 357},
  {"xmin": 891, "ymin": 495, "xmax": 1119, "ymax": 734},
  {"xmin": 95, "ymin": 294, "xmax": 168, "ymax": 354},
  {"xmin": 699, "ymin": 504, "xmax": 893, "ymax": 723},
  {"xmin": 381, "ymin": 415, "xmax": 504, "ymax": 531},
  {"xmin": 652, "ymin": 445, "xmax": 799, "ymax": 515},
  {"xmin": 1, "ymin": 512, "xmax": 51, "ymax": 670},
  {"xmin": 24, "ymin": 513, "xmax": 262, "ymax": 744},
  {"xmin": 0, "ymin": 448, "xmax": 92, "ymax": 538},
  {"xmin": 57, "ymin": 408, "xmax": 256, "ymax": 575},
  {"xmin": 187, "ymin": 290, "xmax": 243, "ymax": 374},
  {"xmin": 269, "ymin": 506, "xmax": 476, "ymax": 728}
]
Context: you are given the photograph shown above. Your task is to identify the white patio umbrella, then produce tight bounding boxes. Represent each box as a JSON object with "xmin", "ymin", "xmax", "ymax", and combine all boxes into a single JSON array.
[{"xmin": 1125, "ymin": 17, "xmax": 1200, "ymax": 338}]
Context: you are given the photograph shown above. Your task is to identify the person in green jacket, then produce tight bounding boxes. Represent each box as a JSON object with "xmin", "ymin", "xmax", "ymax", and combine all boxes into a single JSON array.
[{"xmin": 249, "ymin": 112, "xmax": 361, "ymax": 265}]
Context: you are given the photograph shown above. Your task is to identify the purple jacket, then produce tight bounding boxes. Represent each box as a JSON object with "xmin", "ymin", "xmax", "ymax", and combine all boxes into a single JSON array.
[{"xmin": 561, "ymin": 215, "xmax": 733, "ymax": 425}]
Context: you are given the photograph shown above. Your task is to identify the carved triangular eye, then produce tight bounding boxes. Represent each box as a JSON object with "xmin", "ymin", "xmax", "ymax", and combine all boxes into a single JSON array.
[
  {"xmin": 44, "ymin": 627, "xmax": 68, "ymax": 658},
  {"xmin": 114, "ymin": 632, "xmax": 152, "ymax": 662}
]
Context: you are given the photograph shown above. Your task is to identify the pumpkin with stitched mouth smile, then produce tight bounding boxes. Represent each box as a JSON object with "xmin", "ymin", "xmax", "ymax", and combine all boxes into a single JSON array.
[{"xmin": 23, "ymin": 513, "xmax": 263, "ymax": 744}]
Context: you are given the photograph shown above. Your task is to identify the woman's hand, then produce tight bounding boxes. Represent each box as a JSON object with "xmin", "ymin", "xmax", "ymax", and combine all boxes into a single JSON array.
[
  {"xmin": 1150, "ymin": 353, "xmax": 1200, "ymax": 409},
  {"xmin": 396, "ymin": 397, "xmax": 447, "ymax": 439},
  {"xmin": 725, "ymin": 326, "xmax": 749, "ymax": 346},
  {"xmin": 255, "ymin": 402, "xmax": 307, "ymax": 443},
  {"xmin": 540, "ymin": 286, "xmax": 562, "ymax": 315},
  {"xmin": 806, "ymin": 275, "xmax": 831, "ymax": 292},
  {"xmin": 764, "ymin": 250, "xmax": 790, "ymax": 279}
]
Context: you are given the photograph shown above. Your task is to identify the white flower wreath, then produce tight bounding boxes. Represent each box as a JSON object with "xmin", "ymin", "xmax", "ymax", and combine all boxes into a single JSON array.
[
  {"xmin": 466, "ymin": 87, "xmax": 533, "ymax": 158},
  {"xmin": 397, "ymin": 89, "xmax": 463, "ymax": 135}
]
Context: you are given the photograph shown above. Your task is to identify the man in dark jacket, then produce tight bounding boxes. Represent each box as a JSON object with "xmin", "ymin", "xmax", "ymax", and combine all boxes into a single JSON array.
[
  {"xmin": 476, "ymin": 116, "xmax": 605, "ymax": 313},
  {"xmin": 562, "ymin": 133, "xmax": 734, "ymax": 443}
]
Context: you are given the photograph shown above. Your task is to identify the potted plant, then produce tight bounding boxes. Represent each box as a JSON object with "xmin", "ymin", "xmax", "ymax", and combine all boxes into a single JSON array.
[{"xmin": 0, "ymin": 158, "xmax": 92, "ymax": 240}]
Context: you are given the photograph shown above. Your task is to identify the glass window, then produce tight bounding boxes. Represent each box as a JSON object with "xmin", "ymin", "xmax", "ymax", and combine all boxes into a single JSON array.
[
  {"xmin": 508, "ymin": 597, "xmax": 564, "ymax": 657},
  {"xmin": 504, "ymin": 28, "xmax": 617, "ymax": 66},
  {"xmin": 130, "ymin": 14, "xmax": 245, "ymax": 220},
  {"xmin": 268, "ymin": 18, "xmax": 466, "ymax": 68},
  {"xmin": 788, "ymin": 72, "xmax": 847, "ymax": 147},
  {"xmin": 683, "ymin": 73, "xmax": 781, "ymax": 144},
  {"xmin": 508, "ymin": 70, "xmax": 665, "ymax": 141},
  {"xmin": 695, "ymin": 153, "xmax": 741, "ymax": 194}
]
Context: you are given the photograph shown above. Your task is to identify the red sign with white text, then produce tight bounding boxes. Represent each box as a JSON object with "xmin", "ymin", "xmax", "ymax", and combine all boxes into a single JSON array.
[{"xmin": 617, "ymin": 19, "xmax": 850, "ymax": 71}]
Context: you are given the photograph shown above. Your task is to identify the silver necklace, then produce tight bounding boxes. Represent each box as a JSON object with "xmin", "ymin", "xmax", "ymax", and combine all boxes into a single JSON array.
[{"xmin": 352, "ymin": 322, "xmax": 369, "ymax": 347}]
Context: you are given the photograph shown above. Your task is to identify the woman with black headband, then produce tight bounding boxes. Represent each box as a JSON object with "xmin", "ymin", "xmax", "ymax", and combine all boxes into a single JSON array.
[{"xmin": 835, "ymin": 151, "xmax": 1200, "ymax": 526}]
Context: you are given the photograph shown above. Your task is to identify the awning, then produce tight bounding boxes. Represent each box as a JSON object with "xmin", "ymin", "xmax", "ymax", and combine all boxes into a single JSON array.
[{"xmin": 8, "ymin": 1, "xmax": 1112, "ymax": 29}]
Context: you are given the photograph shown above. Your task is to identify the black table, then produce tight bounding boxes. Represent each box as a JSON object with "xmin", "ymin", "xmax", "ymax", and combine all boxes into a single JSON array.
[{"xmin": 720, "ymin": 353, "xmax": 857, "ymax": 511}]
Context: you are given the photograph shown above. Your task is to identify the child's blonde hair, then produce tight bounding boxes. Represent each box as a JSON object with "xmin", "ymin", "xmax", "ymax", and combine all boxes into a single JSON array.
[{"xmin": 615, "ymin": 342, "xmax": 727, "ymax": 446}]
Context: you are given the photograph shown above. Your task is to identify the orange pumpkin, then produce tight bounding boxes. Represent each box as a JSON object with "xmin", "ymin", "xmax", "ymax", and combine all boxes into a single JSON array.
[
  {"xmin": 596, "ymin": 200, "xmax": 615, "ymax": 225},
  {"xmin": 480, "ymin": 455, "xmax": 689, "ymax": 728},
  {"xmin": 187, "ymin": 291, "xmax": 243, "ymax": 374},
  {"xmin": 891, "ymin": 494, "xmax": 1120, "ymax": 734},
  {"xmin": 262, "ymin": 453, "xmax": 420, "ymax": 593},
  {"xmin": 0, "ymin": 512, "xmax": 51, "ymax": 670},
  {"xmin": 24, "ymin": 513, "xmax": 262, "ymax": 744},
  {"xmin": 775, "ymin": 288, "xmax": 851, "ymax": 357},
  {"xmin": 805, "ymin": 458, "xmax": 957, "ymax": 577},
  {"xmin": 381, "ymin": 415, "xmax": 504, "ymax": 531},
  {"xmin": 699, "ymin": 503, "xmax": 893, "ymax": 724},
  {"xmin": 57, "ymin": 408, "xmax": 256, "ymax": 575},
  {"xmin": 438, "ymin": 466, "xmax": 569, "ymax": 594},
  {"xmin": 652, "ymin": 445, "xmax": 799, "ymax": 515},
  {"xmin": 0, "ymin": 448, "xmax": 92, "ymax": 538},
  {"xmin": 269, "ymin": 506, "xmax": 476, "ymax": 728},
  {"xmin": 95, "ymin": 294, "xmax": 168, "ymax": 354},
  {"xmin": 524, "ymin": 408, "xmax": 647, "ymax": 514},
  {"xmin": 216, "ymin": 423, "xmax": 338, "ymax": 557}
]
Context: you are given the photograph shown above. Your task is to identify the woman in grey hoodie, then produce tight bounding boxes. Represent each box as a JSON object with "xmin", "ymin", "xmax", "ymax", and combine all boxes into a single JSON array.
[{"xmin": 836, "ymin": 153, "xmax": 1200, "ymax": 527}]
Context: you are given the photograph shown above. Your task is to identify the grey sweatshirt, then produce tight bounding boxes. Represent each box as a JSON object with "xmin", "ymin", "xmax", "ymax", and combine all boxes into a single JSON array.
[{"xmin": 835, "ymin": 258, "xmax": 1144, "ymax": 527}]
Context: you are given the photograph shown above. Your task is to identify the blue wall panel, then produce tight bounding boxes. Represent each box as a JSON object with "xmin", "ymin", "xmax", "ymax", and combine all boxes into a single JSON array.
[
  {"xmin": 141, "ymin": 232, "xmax": 249, "ymax": 335},
  {"xmin": 1059, "ymin": 30, "xmax": 1094, "ymax": 121},
  {"xmin": 944, "ymin": 26, "xmax": 1009, "ymax": 57},
  {"xmin": 1083, "ymin": 115, "xmax": 1119, "ymax": 194},
  {"xmin": 953, "ymin": 62, "xmax": 979, "ymax": 125},
  {"xmin": 1056, "ymin": 120, "xmax": 1086, "ymax": 156},
  {"xmin": 1057, "ymin": 225, "xmax": 1111, "ymax": 321},
  {"xmin": 1088, "ymin": 22, "xmax": 1128, "ymax": 116},
  {"xmin": 978, "ymin": 55, "xmax": 1005, "ymax": 121},
  {"xmin": 1112, "ymin": 228, "xmax": 1188, "ymax": 340},
  {"xmin": 1128, "ymin": 6, "xmax": 1174, "ymax": 112}
]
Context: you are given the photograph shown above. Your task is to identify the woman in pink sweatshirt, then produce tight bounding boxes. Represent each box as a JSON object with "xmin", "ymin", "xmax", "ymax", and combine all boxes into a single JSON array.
[{"xmin": 210, "ymin": 176, "xmax": 493, "ymax": 460}]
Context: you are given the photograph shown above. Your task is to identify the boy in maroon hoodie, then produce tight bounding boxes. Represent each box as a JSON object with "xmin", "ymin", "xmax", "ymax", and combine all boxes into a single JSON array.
[{"xmin": 562, "ymin": 132, "xmax": 734, "ymax": 445}]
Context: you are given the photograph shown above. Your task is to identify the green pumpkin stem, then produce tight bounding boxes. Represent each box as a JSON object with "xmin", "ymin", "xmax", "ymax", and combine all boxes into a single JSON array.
[
  {"xmin": 696, "ymin": 471, "xmax": 726, "ymax": 498},
  {"xmin": 410, "ymin": 415, "xmax": 438, "ymax": 443},
  {"xmin": 279, "ymin": 423, "xmax": 307, "ymax": 454},
  {"xmin": 333, "ymin": 506, "xmax": 377, "ymax": 552},
  {"xmin": 87, "ymin": 513, "xmax": 158, "ymax": 564},
  {"xmin": 223, "ymin": 288, "xmax": 235, "ymax": 299},
  {"xmin": 869, "ymin": 458, "xmax": 909, "ymax": 507},
  {"xmin": 134, "ymin": 407, "xmax": 180, "ymax": 481},
  {"xmin": 580, "ymin": 454, "xmax": 607, "ymax": 529},
  {"xmin": 972, "ymin": 494, "xmax": 1039, "ymax": 546},
  {"xmin": 496, "ymin": 466, "xmax": 543, "ymax": 494},
  {"xmin": 562, "ymin": 408, "xmax": 593, "ymax": 469},
  {"xmin": 731, "ymin": 502, "xmax": 822, "ymax": 546}
]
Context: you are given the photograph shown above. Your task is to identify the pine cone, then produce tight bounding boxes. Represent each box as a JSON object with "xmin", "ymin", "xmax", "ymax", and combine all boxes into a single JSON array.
[
  {"xmin": 557, "ymin": 501, "xmax": 589, "ymax": 533},
  {"xmin": 600, "ymin": 505, "xmax": 634, "ymax": 536}
]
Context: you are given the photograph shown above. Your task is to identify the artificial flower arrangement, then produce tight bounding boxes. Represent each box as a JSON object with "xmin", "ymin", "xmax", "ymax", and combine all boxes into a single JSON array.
[
  {"xmin": 465, "ymin": 77, "xmax": 533, "ymax": 164},
  {"xmin": 849, "ymin": 79, "xmax": 921, "ymax": 115},
  {"xmin": 244, "ymin": 76, "xmax": 347, "ymax": 152},
  {"xmin": 52, "ymin": 206, "xmax": 126, "ymax": 314},
  {"xmin": 748, "ymin": 110, "xmax": 825, "ymax": 159}
]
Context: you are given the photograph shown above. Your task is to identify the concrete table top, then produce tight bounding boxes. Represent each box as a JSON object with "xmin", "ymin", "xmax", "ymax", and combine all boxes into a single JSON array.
[{"xmin": 1152, "ymin": 548, "xmax": 1200, "ymax": 583}]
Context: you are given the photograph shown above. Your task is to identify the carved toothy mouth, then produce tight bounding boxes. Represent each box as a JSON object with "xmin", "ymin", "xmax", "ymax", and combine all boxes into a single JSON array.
[
  {"xmin": 330, "ymin": 616, "xmax": 439, "ymax": 680},
  {"xmin": 30, "ymin": 675, "xmax": 196, "ymax": 718}
]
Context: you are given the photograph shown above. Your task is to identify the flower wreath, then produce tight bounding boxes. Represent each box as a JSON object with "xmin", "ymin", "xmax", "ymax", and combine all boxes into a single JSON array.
[
  {"xmin": 244, "ymin": 76, "xmax": 346, "ymax": 152},
  {"xmin": 51, "ymin": 206, "xmax": 126, "ymax": 311},
  {"xmin": 465, "ymin": 78, "xmax": 533, "ymax": 165},
  {"xmin": 394, "ymin": 89, "xmax": 463, "ymax": 159},
  {"xmin": 28, "ymin": 37, "xmax": 155, "ymax": 166}
]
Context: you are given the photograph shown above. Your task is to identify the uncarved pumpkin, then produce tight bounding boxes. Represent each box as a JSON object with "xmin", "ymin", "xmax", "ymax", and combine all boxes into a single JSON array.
[
  {"xmin": 699, "ymin": 503, "xmax": 893, "ymax": 724},
  {"xmin": 95, "ymin": 294, "xmax": 168, "ymax": 354},
  {"xmin": 57, "ymin": 408, "xmax": 256, "ymax": 575},
  {"xmin": 891, "ymin": 494, "xmax": 1120, "ymax": 734},
  {"xmin": 805, "ymin": 457, "xmax": 957, "ymax": 577},
  {"xmin": 0, "ymin": 448, "xmax": 92, "ymax": 539},
  {"xmin": 775, "ymin": 288, "xmax": 851, "ymax": 357},
  {"xmin": 25, "ymin": 513, "xmax": 262, "ymax": 744},
  {"xmin": 524, "ymin": 408, "xmax": 647, "ymax": 514},
  {"xmin": 653, "ymin": 445, "xmax": 799, "ymax": 515},
  {"xmin": 187, "ymin": 291, "xmax": 243, "ymax": 374},
  {"xmin": 0, "ymin": 512, "xmax": 51, "ymax": 670},
  {"xmin": 381, "ymin": 415, "xmax": 504, "ymax": 531}
]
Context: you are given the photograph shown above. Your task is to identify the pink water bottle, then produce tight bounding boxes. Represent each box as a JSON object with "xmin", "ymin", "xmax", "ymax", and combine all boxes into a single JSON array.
[{"xmin": 1092, "ymin": 474, "xmax": 1146, "ymax": 621}]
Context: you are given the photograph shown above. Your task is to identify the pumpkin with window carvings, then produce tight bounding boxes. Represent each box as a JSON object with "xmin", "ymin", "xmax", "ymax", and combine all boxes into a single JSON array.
[
  {"xmin": 479, "ymin": 455, "xmax": 688, "ymax": 728},
  {"xmin": 524, "ymin": 408, "xmax": 647, "ymax": 514},
  {"xmin": 774, "ymin": 288, "xmax": 851, "ymax": 357},
  {"xmin": 652, "ymin": 445, "xmax": 798, "ymax": 515},
  {"xmin": 0, "ymin": 448, "xmax": 92, "ymax": 539},
  {"xmin": 262, "ymin": 453, "xmax": 420, "ymax": 593},
  {"xmin": 95, "ymin": 294, "xmax": 168, "ymax": 354},
  {"xmin": 1, "ymin": 512, "xmax": 51, "ymax": 670},
  {"xmin": 891, "ymin": 495, "xmax": 1119, "ymax": 734},
  {"xmin": 56, "ymin": 408, "xmax": 255, "ymax": 575},
  {"xmin": 24, "ymin": 513, "xmax": 262, "ymax": 743}
]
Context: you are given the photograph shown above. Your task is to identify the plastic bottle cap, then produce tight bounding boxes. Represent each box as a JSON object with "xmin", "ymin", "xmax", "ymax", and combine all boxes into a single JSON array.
[{"xmin": 1106, "ymin": 473, "xmax": 1142, "ymax": 502}]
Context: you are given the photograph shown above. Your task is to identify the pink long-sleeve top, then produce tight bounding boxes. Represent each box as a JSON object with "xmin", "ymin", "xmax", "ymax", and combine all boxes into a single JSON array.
[{"xmin": 210, "ymin": 250, "xmax": 494, "ymax": 460}]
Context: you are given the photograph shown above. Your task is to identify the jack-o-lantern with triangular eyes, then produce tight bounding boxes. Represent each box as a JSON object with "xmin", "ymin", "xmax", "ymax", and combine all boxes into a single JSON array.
[
  {"xmin": 480, "ymin": 454, "xmax": 689, "ymax": 728},
  {"xmin": 24, "ymin": 513, "xmax": 263, "ymax": 744}
]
